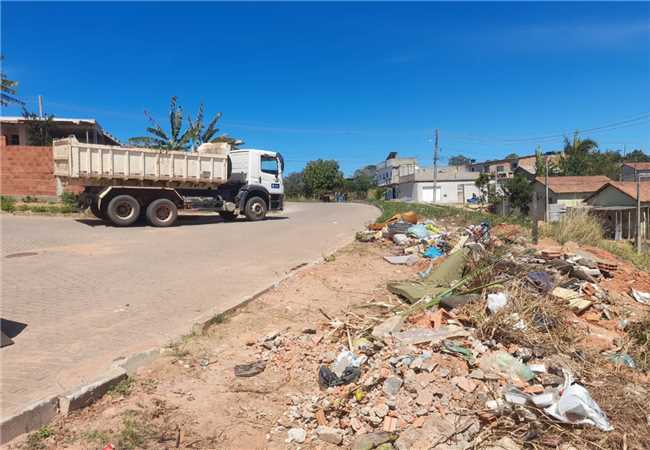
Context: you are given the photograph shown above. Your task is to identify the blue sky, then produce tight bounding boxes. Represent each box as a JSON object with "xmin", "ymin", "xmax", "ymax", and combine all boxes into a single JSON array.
[{"xmin": 2, "ymin": 1, "xmax": 649, "ymax": 175}]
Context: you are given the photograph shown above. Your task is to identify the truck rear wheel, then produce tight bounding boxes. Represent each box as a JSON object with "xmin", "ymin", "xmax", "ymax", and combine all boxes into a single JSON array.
[
  {"xmin": 244, "ymin": 196, "xmax": 267, "ymax": 221},
  {"xmin": 146, "ymin": 198, "xmax": 178, "ymax": 227},
  {"xmin": 107, "ymin": 195, "xmax": 141, "ymax": 227}
]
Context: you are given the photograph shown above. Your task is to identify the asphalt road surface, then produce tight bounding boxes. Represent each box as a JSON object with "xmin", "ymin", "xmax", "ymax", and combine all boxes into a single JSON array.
[{"xmin": 0, "ymin": 202, "xmax": 378, "ymax": 420}]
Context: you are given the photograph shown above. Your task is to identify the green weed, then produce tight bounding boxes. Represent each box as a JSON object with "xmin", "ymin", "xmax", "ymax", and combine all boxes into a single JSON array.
[{"xmin": 25, "ymin": 426, "xmax": 53, "ymax": 449}]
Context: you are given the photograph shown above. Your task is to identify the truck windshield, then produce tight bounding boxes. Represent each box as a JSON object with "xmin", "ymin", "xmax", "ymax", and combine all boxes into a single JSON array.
[{"xmin": 261, "ymin": 155, "xmax": 278, "ymax": 175}]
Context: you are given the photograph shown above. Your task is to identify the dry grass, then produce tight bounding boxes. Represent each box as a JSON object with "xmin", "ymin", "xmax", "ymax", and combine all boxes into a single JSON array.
[{"xmin": 541, "ymin": 209, "xmax": 603, "ymax": 245}]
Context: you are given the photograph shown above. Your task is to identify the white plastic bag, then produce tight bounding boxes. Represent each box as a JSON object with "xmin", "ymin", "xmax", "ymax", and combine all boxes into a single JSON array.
[
  {"xmin": 544, "ymin": 384, "xmax": 613, "ymax": 431},
  {"xmin": 487, "ymin": 293, "xmax": 508, "ymax": 313}
]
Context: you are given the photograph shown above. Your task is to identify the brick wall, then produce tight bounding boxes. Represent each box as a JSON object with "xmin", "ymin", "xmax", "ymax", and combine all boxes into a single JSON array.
[{"xmin": 0, "ymin": 136, "xmax": 72, "ymax": 198}]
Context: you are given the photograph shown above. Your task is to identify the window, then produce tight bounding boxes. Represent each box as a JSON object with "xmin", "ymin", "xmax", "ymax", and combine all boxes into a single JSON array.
[
  {"xmin": 261, "ymin": 155, "xmax": 278, "ymax": 175},
  {"xmin": 9, "ymin": 135, "xmax": 19, "ymax": 145}
]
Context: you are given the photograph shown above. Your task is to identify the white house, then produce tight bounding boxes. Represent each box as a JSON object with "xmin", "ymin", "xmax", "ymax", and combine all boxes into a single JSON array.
[
  {"xmin": 375, "ymin": 152, "xmax": 418, "ymax": 199},
  {"xmin": 397, "ymin": 166, "xmax": 481, "ymax": 204}
]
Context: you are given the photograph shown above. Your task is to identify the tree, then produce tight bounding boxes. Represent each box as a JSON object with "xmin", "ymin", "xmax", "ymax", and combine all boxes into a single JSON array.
[
  {"xmin": 474, "ymin": 172, "xmax": 491, "ymax": 203},
  {"xmin": 1, "ymin": 56, "xmax": 23, "ymax": 107},
  {"xmin": 303, "ymin": 160, "xmax": 344, "ymax": 197},
  {"xmin": 559, "ymin": 132, "xmax": 598, "ymax": 176},
  {"xmin": 534, "ymin": 147, "xmax": 558, "ymax": 176},
  {"xmin": 505, "ymin": 153, "xmax": 519, "ymax": 160},
  {"xmin": 503, "ymin": 173, "xmax": 534, "ymax": 214},
  {"xmin": 22, "ymin": 108, "xmax": 54, "ymax": 145},
  {"xmin": 588, "ymin": 150, "xmax": 622, "ymax": 180},
  {"xmin": 131, "ymin": 97, "xmax": 195, "ymax": 151},
  {"xmin": 353, "ymin": 164, "xmax": 377, "ymax": 179},
  {"xmin": 187, "ymin": 103, "xmax": 241, "ymax": 149},
  {"xmin": 284, "ymin": 171, "xmax": 306, "ymax": 198},
  {"xmin": 625, "ymin": 149, "xmax": 650, "ymax": 163},
  {"xmin": 448, "ymin": 155, "xmax": 472, "ymax": 166}
]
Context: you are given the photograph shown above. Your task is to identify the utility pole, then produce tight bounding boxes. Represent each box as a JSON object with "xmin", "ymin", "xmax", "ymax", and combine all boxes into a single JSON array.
[
  {"xmin": 544, "ymin": 156, "xmax": 550, "ymax": 222},
  {"xmin": 38, "ymin": 95, "xmax": 43, "ymax": 118},
  {"xmin": 636, "ymin": 173, "xmax": 643, "ymax": 254},
  {"xmin": 433, "ymin": 129, "xmax": 439, "ymax": 204}
]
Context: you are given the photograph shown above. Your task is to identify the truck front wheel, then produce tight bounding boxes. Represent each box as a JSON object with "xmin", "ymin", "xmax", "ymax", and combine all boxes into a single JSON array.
[
  {"xmin": 146, "ymin": 198, "xmax": 178, "ymax": 227},
  {"xmin": 107, "ymin": 195, "xmax": 141, "ymax": 227},
  {"xmin": 244, "ymin": 196, "xmax": 267, "ymax": 221}
]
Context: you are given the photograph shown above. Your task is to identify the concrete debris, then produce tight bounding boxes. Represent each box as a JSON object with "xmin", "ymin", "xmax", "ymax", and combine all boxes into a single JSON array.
[
  {"xmin": 316, "ymin": 425, "xmax": 344, "ymax": 444},
  {"xmin": 286, "ymin": 427, "xmax": 306, "ymax": 443},
  {"xmin": 261, "ymin": 214, "xmax": 649, "ymax": 448}
]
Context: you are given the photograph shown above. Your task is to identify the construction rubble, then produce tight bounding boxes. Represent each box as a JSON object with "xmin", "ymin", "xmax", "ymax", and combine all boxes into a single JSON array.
[{"xmin": 247, "ymin": 212, "xmax": 650, "ymax": 449}]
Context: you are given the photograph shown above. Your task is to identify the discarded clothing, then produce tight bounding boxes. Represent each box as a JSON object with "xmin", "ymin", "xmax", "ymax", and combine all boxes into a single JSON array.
[
  {"xmin": 527, "ymin": 271, "xmax": 554, "ymax": 292},
  {"xmin": 318, "ymin": 365, "xmax": 361, "ymax": 388},
  {"xmin": 407, "ymin": 224, "xmax": 431, "ymax": 240}
]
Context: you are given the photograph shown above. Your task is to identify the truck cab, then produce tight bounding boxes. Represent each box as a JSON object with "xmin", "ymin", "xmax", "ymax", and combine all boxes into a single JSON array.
[{"xmin": 230, "ymin": 149, "xmax": 285, "ymax": 213}]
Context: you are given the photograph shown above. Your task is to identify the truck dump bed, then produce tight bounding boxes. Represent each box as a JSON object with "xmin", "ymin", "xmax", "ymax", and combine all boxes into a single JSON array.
[{"xmin": 53, "ymin": 137, "xmax": 230, "ymax": 188}]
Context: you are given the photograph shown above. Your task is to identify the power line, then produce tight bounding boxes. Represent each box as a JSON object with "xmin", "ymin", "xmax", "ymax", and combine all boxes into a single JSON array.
[{"xmin": 442, "ymin": 112, "xmax": 650, "ymax": 145}]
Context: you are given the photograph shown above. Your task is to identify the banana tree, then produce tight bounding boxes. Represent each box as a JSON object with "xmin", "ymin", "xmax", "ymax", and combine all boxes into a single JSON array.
[
  {"xmin": 188, "ymin": 103, "xmax": 241, "ymax": 149},
  {"xmin": 1, "ymin": 56, "xmax": 24, "ymax": 107},
  {"xmin": 131, "ymin": 97, "xmax": 194, "ymax": 151}
]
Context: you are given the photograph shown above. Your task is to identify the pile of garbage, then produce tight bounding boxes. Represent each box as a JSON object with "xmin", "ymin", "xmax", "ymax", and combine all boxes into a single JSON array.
[{"xmin": 242, "ymin": 212, "xmax": 650, "ymax": 449}]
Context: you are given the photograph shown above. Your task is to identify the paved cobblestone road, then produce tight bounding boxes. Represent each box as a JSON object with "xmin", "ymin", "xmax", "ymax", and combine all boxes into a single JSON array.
[{"xmin": 0, "ymin": 202, "xmax": 378, "ymax": 419}]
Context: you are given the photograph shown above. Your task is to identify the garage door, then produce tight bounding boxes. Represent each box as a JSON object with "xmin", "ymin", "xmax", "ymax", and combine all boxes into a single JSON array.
[{"xmin": 421, "ymin": 186, "xmax": 441, "ymax": 203}]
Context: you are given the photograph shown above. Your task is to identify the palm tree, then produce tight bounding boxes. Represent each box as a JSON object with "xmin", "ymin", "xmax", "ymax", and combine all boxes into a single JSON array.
[
  {"xmin": 1, "ymin": 56, "xmax": 24, "ymax": 107},
  {"xmin": 559, "ymin": 132, "xmax": 598, "ymax": 176},
  {"xmin": 131, "ymin": 97, "xmax": 194, "ymax": 151},
  {"xmin": 188, "ymin": 103, "xmax": 241, "ymax": 149}
]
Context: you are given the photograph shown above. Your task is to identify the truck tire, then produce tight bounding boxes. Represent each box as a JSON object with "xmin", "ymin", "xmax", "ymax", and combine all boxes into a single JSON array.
[
  {"xmin": 146, "ymin": 198, "xmax": 178, "ymax": 227},
  {"xmin": 89, "ymin": 201, "xmax": 105, "ymax": 220},
  {"xmin": 219, "ymin": 211, "xmax": 238, "ymax": 222},
  {"xmin": 106, "ymin": 195, "xmax": 141, "ymax": 227},
  {"xmin": 244, "ymin": 196, "xmax": 267, "ymax": 221}
]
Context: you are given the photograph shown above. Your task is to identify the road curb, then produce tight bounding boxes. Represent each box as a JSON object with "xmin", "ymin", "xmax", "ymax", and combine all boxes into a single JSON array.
[
  {"xmin": 0, "ymin": 397, "xmax": 58, "ymax": 445},
  {"xmin": 0, "ymin": 210, "xmax": 378, "ymax": 445}
]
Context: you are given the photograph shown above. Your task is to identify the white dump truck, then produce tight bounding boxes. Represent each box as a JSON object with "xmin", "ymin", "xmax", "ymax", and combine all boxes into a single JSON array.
[{"xmin": 53, "ymin": 136, "xmax": 284, "ymax": 227}]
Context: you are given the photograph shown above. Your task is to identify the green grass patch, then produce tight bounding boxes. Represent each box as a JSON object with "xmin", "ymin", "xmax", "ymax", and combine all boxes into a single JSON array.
[
  {"xmin": 1, "ymin": 195, "xmax": 16, "ymax": 212},
  {"xmin": 25, "ymin": 426, "xmax": 53, "ymax": 449},
  {"xmin": 117, "ymin": 413, "xmax": 151, "ymax": 450},
  {"xmin": 371, "ymin": 200, "xmax": 531, "ymax": 227},
  {"xmin": 82, "ymin": 429, "xmax": 111, "ymax": 446},
  {"xmin": 108, "ymin": 377, "xmax": 134, "ymax": 397}
]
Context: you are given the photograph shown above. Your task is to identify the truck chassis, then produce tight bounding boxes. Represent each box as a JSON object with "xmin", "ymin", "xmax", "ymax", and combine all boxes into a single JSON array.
[{"xmin": 80, "ymin": 183, "xmax": 283, "ymax": 227}]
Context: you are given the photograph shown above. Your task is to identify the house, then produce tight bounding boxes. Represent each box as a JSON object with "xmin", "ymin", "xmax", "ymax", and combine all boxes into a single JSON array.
[
  {"xmin": 530, "ymin": 175, "xmax": 611, "ymax": 221},
  {"xmin": 621, "ymin": 162, "xmax": 650, "ymax": 182},
  {"xmin": 397, "ymin": 166, "xmax": 481, "ymax": 204},
  {"xmin": 0, "ymin": 116, "xmax": 120, "ymax": 146},
  {"xmin": 468, "ymin": 152, "xmax": 559, "ymax": 179},
  {"xmin": 586, "ymin": 181, "xmax": 650, "ymax": 240},
  {"xmin": 375, "ymin": 152, "xmax": 418, "ymax": 199}
]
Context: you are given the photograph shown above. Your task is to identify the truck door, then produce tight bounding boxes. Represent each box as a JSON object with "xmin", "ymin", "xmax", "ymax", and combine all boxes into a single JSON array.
[{"xmin": 260, "ymin": 154, "xmax": 283, "ymax": 196}]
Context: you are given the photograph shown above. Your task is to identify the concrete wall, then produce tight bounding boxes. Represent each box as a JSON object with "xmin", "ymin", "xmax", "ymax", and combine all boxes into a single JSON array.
[
  {"xmin": 398, "ymin": 180, "xmax": 480, "ymax": 204},
  {"xmin": 0, "ymin": 136, "xmax": 80, "ymax": 198}
]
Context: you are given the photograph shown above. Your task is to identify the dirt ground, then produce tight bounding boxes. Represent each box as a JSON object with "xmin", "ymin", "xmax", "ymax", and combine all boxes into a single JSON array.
[
  {"xmin": 8, "ymin": 241, "xmax": 417, "ymax": 450},
  {"xmin": 7, "ymin": 221, "xmax": 650, "ymax": 450}
]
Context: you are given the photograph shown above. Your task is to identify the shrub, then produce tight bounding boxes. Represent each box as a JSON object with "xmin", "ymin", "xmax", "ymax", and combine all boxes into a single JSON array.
[
  {"xmin": 22, "ymin": 195, "xmax": 38, "ymax": 203},
  {"xmin": 541, "ymin": 209, "xmax": 603, "ymax": 245},
  {"xmin": 1, "ymin": 196, "xmax": 16, "ymax": 212},
  {"xmin": 61, "ymin": 191, "xmax": 78, "ymax": 207}
]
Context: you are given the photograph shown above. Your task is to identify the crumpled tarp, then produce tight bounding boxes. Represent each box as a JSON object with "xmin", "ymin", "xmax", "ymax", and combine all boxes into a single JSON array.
[{"xmin": 387, "ymin": 248, "xmax": 469, "ymax": 303}]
